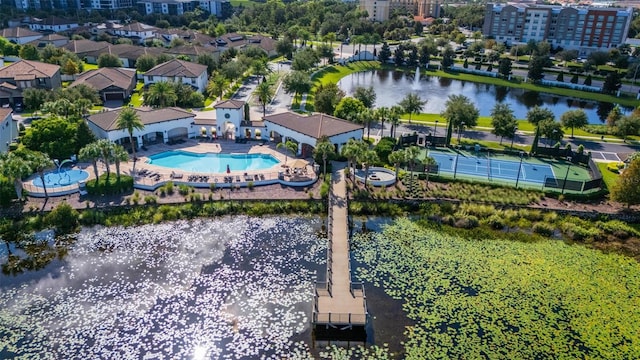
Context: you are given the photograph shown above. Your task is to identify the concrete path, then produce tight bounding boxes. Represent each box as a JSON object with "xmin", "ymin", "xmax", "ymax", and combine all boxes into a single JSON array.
[{"xmin": 314, "ymin": 164, "xmax": 367, "ymax": 327}]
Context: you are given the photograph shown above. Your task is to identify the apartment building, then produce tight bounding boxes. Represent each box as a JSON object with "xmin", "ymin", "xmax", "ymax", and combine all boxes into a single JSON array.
[
  {"xmin": 482, "ymin": 3, "xmax": 633, "ymax": 54},
  {"xmin": 137, "ymin": 0, "xmax": 227, "ymax": 16},
  {"xmin": 361, "ymin": 0, "xmax": 440, "ymax": 22}
]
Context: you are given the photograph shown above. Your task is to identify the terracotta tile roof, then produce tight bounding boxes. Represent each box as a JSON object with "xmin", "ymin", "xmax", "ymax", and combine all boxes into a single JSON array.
[
  {"xmin": 62, "ymin": 39, "xmax": 110, "ymax": 55},
  {"xmin": 0, "ymin": 27, "xmax": 41, "ymax": 38},
  {"xmin": 37, "ymin": 16, "xmax": 77, "ymax": 26},
  {"xmin": 69, "ymin": 68, "xmax": 136, "ymax": 92},
  {"xmin": 87, "ymin": 107, "xmax": 194, "ymax": 131},
  {"xmin": 215, "ymin": 99, "xmax": 245, "ymax": 109},
  {"xmin": 165, "ymin": 44, "xmax": 213, "ymax": 57},
  {"xmin": 144, "ymin": 59, "xmax": 207, "ymax": 78},
  {"xmin": 264, "ymin": 112, "xmax": 363, "ymax": 138},
  {"xmin": 120, "ymin": 22, "xmax": 157, "ymax": 32},
  {"xmin": 0, "ymin": 108, "xmax": 12, "ymax": 119},
  {"xmin": 0, "ymin": 60, "xmax": 60, "ymax": 79}
]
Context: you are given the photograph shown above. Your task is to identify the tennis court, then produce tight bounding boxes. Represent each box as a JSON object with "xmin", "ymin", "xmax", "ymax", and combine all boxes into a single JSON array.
[{"xmin": 428, "ymin": 151, "xmax": 556, "ymax": 184}]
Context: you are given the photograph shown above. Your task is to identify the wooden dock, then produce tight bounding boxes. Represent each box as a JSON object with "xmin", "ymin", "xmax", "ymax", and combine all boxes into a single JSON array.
[{"xmin": 313, "ymin": 165, "xmax": 368, "ymax": 332}]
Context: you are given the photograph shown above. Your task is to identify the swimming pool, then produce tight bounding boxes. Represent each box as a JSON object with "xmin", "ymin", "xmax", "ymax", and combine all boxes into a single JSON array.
[
  {"xmin": 147, "ymin": 151, "xmax": 280, "ymax": 173},
  {"xmin": 32, "ymin": 169, "xmax": 89, "ymax": 188}
]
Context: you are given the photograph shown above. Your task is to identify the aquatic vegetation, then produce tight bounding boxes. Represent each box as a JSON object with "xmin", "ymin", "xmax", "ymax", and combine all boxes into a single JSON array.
[
  {"xmin": 0, "ymin": 217, "xmax": 327, "ymax": 358},
  {"xmin": 353, "ymin": 218, "xmax": 640, "ymax": 359}
]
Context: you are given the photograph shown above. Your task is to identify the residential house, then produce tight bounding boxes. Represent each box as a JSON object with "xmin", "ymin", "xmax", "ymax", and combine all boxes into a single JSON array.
[
  {"xmin": 0, "ymin": 60, "xmax": 61, "ymax": 107},
  {"xmin": 62, "ymin": 40, "xmax": 111, "ymax": 62},
  {"xmin": 69, "ymin": 67, "xmax": 137, "ymax": 102},
  {"xmin": 28, "ymin": 16, "xmax": 79, "ymax": 32},
  {"xmin": 0, "ymin": 108, "xmax": 17, "ymax": 153},
  {"xmin": 215, "ymin": 33, "xmax": 277, "ymax": 57},
  {"xmin": 0, "ymin": 27, "xmax": 42, "ymax": 44},
  {"xmin": 83, "ymin": 44, "xmax": 164, "ymax": 68},
  {"xmin": 143, "ymin": 59, "xmax": 208, "ymax": 93},
  {"xmin": 111, "ymin": 22, "xmax": 158, "ymax": 44},
  {"xmin": 26, "ymin": 34, "xmax": 70, "ymax": 48},
  {"xmin": 165, "ymin": 44, "xmax": 220, "ymax": 61},
  {"xmin": 86, "ymin": 107, "xmax": 196, "ymax": 148}
]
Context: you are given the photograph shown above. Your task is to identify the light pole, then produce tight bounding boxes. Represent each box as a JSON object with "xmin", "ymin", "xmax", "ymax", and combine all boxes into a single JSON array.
[
  {"xmin": 561, "ymin": 157, "xmax": 572, "ymax": 194},
  {"xmin": 434, "ymin": 120, "xmax": 439, "ymax": 136},
  {"xmin": 515, "ymin": 151, "xmax": 524, "ymax": 188},
  {"xmin": 510, "ymin": 126, "xmax": 518, "ymax": 150}
]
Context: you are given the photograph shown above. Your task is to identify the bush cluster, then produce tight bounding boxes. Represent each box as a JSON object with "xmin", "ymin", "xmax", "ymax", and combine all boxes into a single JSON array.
[{"xmin": 86, "ymin": 174, "xmax": 133, "ymax": 195}]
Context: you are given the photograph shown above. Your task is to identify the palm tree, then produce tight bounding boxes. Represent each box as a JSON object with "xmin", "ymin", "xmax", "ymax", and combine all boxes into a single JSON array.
[
  {"xmin": 207, "ymin": 73, "xmax": 228, "ymax": 100},
  {"xmin": 277, "ymin": 139, "xmax": 298, "ymax": 163},
  {"xmin": 399, "ymin": 93, "xmax": 427, "ymax": 124},
  {"xmin": 313, "ymin": 136, "xmax": 336, "ymax": 177},
  {"xmin": 404, "ymin": 146, "xmax": 421, "ymax": 175},
  {"xmin": 73, "ymin": 98, "xmax": 93, "ymax": 117},
  {"xmin": 55, "ymin": 98, "xmax": 73, "ymax": 118},
  {"xmin": 96, "ymin": 139, "xmax": 113, "ymax": 182},
  {"xmin": 341, "ymin": 139, "xmax": 366, "ymax": 181},
  {"xmin": 0, "ymin": 152, "xmax": 33, "ymax": 200},
  {"xmin": 389, "ymin": 105, "xmax": 403, "ymax": 138},
  {"xmin": 111, "ymin": 144, "xmax": 129, "ymax": 183},
  {"xmin": 376, "ymin": 107, "xmax": 390, "ymax": 138},
  {"xmin": 388, "ymin": 150, "xmax": 405, "ymax": 180},
  {"xmin": 255, "ymin": 81, "xmax": 274, "ymax": 117},
  {"xmin": 116, "ymin": 107, "xmax": 144, "ymax": 161},
  {"xmin": 359, "ymin": 149, "xmax": 379, "ymax": 187},
  {"xmin": 79, "ymin": 141, "xmax": 103, "ymax": 185},
  {"xmin": 422, "ymin": 155, "xmax": 437, "ymax": 188},
  {"xmin": 27, "ymin": 151, "xmax": 54, "ymax": 199},
  {"xmin": 145, "ymin": 81, "xmax": 178, "ymax": 108},
  {"xmin": 359, "ymin": 108, "xmax": 377, "ymax": 139}
]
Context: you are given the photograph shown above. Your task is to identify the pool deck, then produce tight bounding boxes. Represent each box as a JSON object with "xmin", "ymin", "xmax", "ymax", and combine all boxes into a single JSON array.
[{"xmin": 23, "ymin": 139, "xmax": 318, "ymax": 197}]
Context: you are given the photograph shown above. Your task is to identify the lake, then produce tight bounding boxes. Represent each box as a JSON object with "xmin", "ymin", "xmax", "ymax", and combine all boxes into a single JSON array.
[
  {"xmin": 337, "ymin": 70, "xmax": 632, "ymax": 124},
  {"xmin": 0, "ymin": 216, "xmax": 407, "ymax": 358}
]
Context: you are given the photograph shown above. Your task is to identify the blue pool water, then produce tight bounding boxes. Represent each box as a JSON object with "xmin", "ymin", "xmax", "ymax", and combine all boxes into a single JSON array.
[
  {"xmin": 32, "ymin": 169, "xmax": 89, "ymax": 188},
  {"xmin": 428, "ymin": 151, "xmax": 556, "ymax": 184},
  {"xmin": 148, "ymin": 151, "xmax": 280, "ymax": 173}
]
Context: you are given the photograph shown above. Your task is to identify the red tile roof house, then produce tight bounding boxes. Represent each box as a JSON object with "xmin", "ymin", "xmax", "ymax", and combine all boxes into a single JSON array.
[
  {"xmin": 69, "ymin": 67, "xmax": 137, "ymax": 102},
  {"xmin": 0, "ymin": 27, "xmax": 42, "ymax": 45},
  {"xmin": 111, "ymin": 22, "xmax": 158, "ymax": 44},
  {"xmin": 143, "ymin": 59, "xmax": 208, "ymax": 93},
  {"xmin": 85, "ymin": 107, "xmax": 196, "ymax": 150},
  {"xmin": 0, "ymin": 60, "xmax": 61, "ymax": 108},
  {"xmin": 26, "ymin": 33, "xmax": 70, "ymax": 48},
  {"xmin": 214, "ymin": 33, "xmax": 278, "ymax": 57}
]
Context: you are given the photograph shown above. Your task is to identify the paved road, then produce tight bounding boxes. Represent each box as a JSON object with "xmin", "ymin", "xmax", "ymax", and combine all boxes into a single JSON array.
[{"xmin": 381, "ymin": 122, "xmax": 639, "ymax": 158}]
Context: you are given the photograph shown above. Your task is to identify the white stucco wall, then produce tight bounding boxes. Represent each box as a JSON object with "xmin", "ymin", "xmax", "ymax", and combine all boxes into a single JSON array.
[
  {"xmin": 88, "ymin": 115, "xmax": 195, "ymax": 148},
  {"xmin": 264, "ymin": 121, "xmax": 363, "ymax": 153},
  {"xmin": 0, "ymin": 114, "xmax": 17, "ymax": 153},
  {"xmin": 143, "ymin": 71, "xmax": 208, "ymax": 93}
]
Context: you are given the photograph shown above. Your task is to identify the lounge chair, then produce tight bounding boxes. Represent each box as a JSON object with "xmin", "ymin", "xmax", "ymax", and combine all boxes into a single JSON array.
[{"xmin": 236, "ymin": 175, "xmax": 241, "ymax": 182}]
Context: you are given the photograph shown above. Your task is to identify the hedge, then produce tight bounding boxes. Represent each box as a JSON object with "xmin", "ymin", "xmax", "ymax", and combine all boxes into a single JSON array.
[{"xmin": 86, "ymin": 174, "xmax": 134, "ymax": 195}]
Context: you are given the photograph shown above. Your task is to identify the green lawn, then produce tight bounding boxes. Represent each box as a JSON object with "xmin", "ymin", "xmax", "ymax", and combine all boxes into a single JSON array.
[
  {"xmin": 126, "ymin": 82, "xmax": 145, "ymax": 107},
  {"xmin": 83, "ymin": 62, "xmax": 98, "ymax": 71},
  {"xmin": 597, "ymin": 162, "xmax": 620, "ymax": 192}
]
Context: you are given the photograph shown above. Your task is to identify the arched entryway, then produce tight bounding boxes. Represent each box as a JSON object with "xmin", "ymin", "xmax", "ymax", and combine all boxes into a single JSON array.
[{"xmin": 222, "ymin": 121, "xmax": 236, "ymax": 140}]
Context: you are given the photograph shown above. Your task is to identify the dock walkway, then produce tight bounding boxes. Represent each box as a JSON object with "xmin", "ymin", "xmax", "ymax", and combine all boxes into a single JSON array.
[{"xmin": 313, "ymin": 164, "xmax": 367, "ymax": 330}]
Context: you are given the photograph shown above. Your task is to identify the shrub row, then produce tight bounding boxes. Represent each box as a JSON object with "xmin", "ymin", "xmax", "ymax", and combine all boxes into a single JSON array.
[{"xmin": 86, "ymin": 174, "xmax": 133, "ymax": 196}]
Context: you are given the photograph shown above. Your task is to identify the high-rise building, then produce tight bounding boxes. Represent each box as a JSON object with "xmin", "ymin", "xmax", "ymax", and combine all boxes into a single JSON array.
[
  {"xmin": 482, "ymin": 3, "xmax": 633, "ymax": 54},
  {"xmin": 360, "ymin": 0, "xmax": 440, "ymax": 22}
]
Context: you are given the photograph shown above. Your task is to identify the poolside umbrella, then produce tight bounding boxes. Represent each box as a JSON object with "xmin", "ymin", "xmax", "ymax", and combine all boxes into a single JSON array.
[
  {"xmin": 227, "ymin": 164, "xmax": 231, "ymax": 173},
  {"xmin": 288, "ymin": 159, "xmax": 308, "ymax": 169}
]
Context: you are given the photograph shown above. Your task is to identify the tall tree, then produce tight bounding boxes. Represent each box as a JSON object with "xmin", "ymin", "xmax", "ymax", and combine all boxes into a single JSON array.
[
  {"xmin": 255, "ymin": 81, "xmax": 274, "ymax": 117},
  {"xmin": 611, "ymin": 157, "xmax": 640, "ymax": 207},
  {"xmin": 0, "ymin": 152, "xmax": 32, "ymax": 200},
  {"xmin": 389, "ymin": 149, "xmax": 405, "ymax": 179},
  {"xmin": 341, "ymin": 139, "xmax": 367, "ymax": 181},
  {"xmin": 375, "ymin": 107, "xmax": 390, "ymax": 138},
  {"xmin": 526, "ymin": 106, "xmax": 555, "ymax": 127},
  {"xmin": 389, "ymin": 105, "xmax": 403, "ymax": 138},
  {"xmin": 527, "ymin": 55, "xmax": 546, "ymax": 82},
  {"xmin": 602, "ymin": 72, "xmax": 622, "ymax": 95},
  {"xmin": 378, "ymin": 42, "xmax": 392, "ymax": 63},
  {"xmin": 490, "ymin": 103, "xmax": 518, "ymax": 144},
  {"xmin": 353, "ymin": 86, "xmax": 376, "ymax": 109},
  {"xmin": 560, "ymin": 109, "xmax": 588, "ymax": 138},
  {"xmin": 538, "ymin": 119, "xmax": 564, "ymax": 146},
  {"xmin": 19, "ymin": 44, "xmax": 40, "ymax": 61},
  {"xmin": 207, "ymin": 73, "xmax": 228, "ymax": 100},
  {"xmin": 399, "ymin": 93, "xmax": 426, "ymax": 124},
  {"xmin": 314, "ymin": 83, "xmax": 345, "ymax": 115},
  {"xmin": 440, "ymin": 94, "xmax": 479, "ymax": 132},
  {"xmin": 441, "ymin": 45, "xmax": 455, "ymax": 69},
  {"xmin": 276, "ymin": 139, "xmax": 298, "ymax": 163},
  {"xmin": 116, "ymin": 107, "xmax": 144, "ymax": 160},
  {"xmin": 79, "ymin": 142, "xmax": 103, "ymax": 187},
  {"xmin": 96, "ymin": 139, "xmax": 113, "ymax": 181},
  {"xmin": 422, "ymin": 155, "xmax": 437, "ymax": 188},
  {"xmin": 606, "ymin": 105, "xmax": 623, "ymax": 128},
  {"xmin": 313, "ymin": 136, "xmax": 336, "ymax": 177},
  {"xmin": 145, "ymin": 81, "xmax": 178, "ymax": 108},
  {"xmin": 334, "ymin": 97, "xmax": 366, "ymax": 122},
  {"xmin": 111, "ymin": 144, "xmax": 129, "ymax": 182},
  {"xmin": 282, "ymin": 71, "xmax": 312, "ymax": 103},
  {"xmin": 359, "ymin": 149, "xmax": 379, "ymax": 187},
  {"xmin": 97, "ymin": 53, "xmax": 123, "ymax": 68},
  {"xmin": 136, "ymin": 54, "xmax": 157, "ymax": 72},
  {"xmin": 26, "ymin": 151, "xmax": 54, "ymax": 199},
  {"xmin": 498, "ymin": 57, "xmax": 512, "ymax": 78}
]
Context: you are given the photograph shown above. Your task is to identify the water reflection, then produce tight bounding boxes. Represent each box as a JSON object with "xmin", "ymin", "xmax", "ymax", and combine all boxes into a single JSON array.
[
  {"xmin": 0, "ymin": 217, "xmax": 327, "ymax": 358},
  {"xmin": 337, "ymin": 70, "xmax": 633, "ymax": 123}
]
